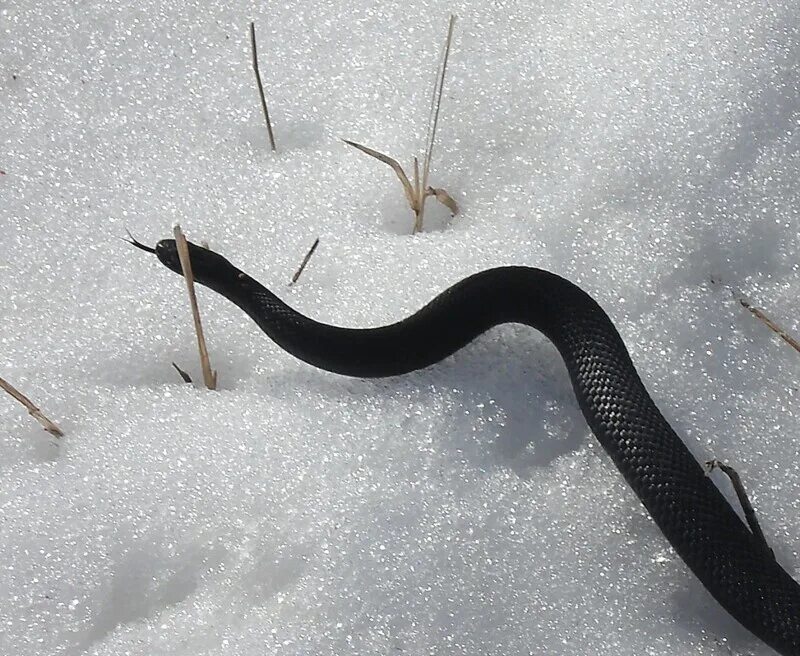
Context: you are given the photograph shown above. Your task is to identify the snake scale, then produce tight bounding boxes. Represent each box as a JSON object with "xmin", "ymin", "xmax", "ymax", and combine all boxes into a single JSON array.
[{"xmin": 135, "ymin": 237, "xmax": 800, "ymax": 655}]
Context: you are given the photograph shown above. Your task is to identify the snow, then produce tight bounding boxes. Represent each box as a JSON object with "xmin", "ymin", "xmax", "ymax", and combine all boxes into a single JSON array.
[{"xmin": 1, "ymin": 0, "xmax": 799, "ymax": 654}]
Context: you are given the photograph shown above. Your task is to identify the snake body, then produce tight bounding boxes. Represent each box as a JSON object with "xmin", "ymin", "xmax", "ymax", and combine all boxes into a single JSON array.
[{"xmin": 143, "ymin": 238, "xmax": 800, "ymax": 655}]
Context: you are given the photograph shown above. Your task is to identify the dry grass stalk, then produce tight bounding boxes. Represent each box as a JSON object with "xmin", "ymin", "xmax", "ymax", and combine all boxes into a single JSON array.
[
  {"xmin": 250, "ymin": 21, "xmax": 277, "ymax": 152},
  {"xmin": 417, "ymin": 13, "xmax": 457, "ymax": 233},
  {"xmin": 739, "ymin": 297, "xmax": 800, "ymax": 355},
  {"xmin": 290, "ymin": 237, "xmax": 320, "ymax": 285},
  {"xmin": 706, "ymin": 459, "xmax": 774, "ymax": 558},
  {"xmin": 342, "ymin": 139, "xmax": 417, "ymax": 206},
  {"xmin": 343, "ymin": 14, "xmax": 459, "ymax": 234},
  {"xmin": 173, "ymin": 225, "xmax": 218, "ymax": 390},
  {"xmin": 0, "ymin": 375, "xmax": 64, "ymax": 437}
]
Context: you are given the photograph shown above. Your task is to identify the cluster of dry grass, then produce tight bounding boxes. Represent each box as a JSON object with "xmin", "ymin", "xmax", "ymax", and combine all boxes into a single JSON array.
[
  {"xmin": 343, "ymin": 15, "xmax": 459, "ymax": 234},
  {"xmin": 252, "ymin": 14, "xmax": 459, "ymax": 234}
]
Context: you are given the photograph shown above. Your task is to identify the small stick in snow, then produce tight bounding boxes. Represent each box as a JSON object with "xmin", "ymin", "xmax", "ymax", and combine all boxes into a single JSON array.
[
  {"xmin": 0, "ymin": 375, "xmax": 64, "ymax": 437},
  {"xmin": 171, "ymin": 362, "xmax": 193, "ymax": 384},
  {"xmin": 250, "ymin": 21, "xmax": 277, "ymax": 152},
  {"xmin": 705, "ymin": 459, "xmax": 774, "ymax": 559},
  {"xmin": 289, "ymin": 237, "xmax": 320, "ymax": 286},
  {"xmin": 173, "ymin": 225, "xmax": 218, "ymax": 390},
  {"xmin": 739, "ymin": 297, "xmax": 800, "ymax": 355}
]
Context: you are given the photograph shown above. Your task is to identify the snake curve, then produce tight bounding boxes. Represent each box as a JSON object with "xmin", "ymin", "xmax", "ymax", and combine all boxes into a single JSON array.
[{"xmin": 141, "ymin": 238, "xmax": 800, "ymax": 655}]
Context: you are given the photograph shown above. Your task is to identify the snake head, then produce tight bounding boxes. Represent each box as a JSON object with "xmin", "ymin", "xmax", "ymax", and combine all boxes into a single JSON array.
[
  {"xmin": 127, "ymin": 232, "xmax": 243, "ymax": 292},
  {"xmin": 128, "ymin": 232, "xmax": 251, "ymax": 297},
  {"xmin": 151, "ymin": 239, "xmax": 243, "ymax": 292}
]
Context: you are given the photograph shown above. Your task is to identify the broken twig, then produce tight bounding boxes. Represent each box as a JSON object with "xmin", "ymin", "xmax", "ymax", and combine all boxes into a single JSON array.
[
  {"xmin": 706, "ymin": 459, "xmax": 774, "ymax": 558},
  {"xmin": 739, "ymin": 298, "xmax": 800, "ymax": 355},
  {"xmin": 171, "ymin": 362, "xmax": 193, "ymax": 384},
  {"xmin": 0, "ymin": 375, "xmax": 63, "ymax": 437},
  {"xmin": 290, "ymin": 237, "xmax": 320, "ymax": 285},
  {"xmin": 250, "ymin": 21, "xmax": 277, "ymax": 151},
  {"xmin": 173, "ymin": 225, "xmax": 218, "ymax": 390}
]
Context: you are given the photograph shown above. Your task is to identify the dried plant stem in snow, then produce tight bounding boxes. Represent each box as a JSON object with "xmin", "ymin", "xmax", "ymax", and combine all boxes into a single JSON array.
[
  {"xmin": 706, "ymin": 459, "xmax": 774, "ymax": 558},
  {"xmin": 343, "ymin": 14, "xmax": 459, "ymax": 234},
  {"xmin": 343, "ymin": 139, "xmax": 417, "ymax": 207},
  {"xmin": 290, "ymin": 237, "xmax": 320, "ymax": 285},
  {"xmin": 0, "ymin": 375, "xmax": 64, "ymax": 437},
  {"xmin": 739, "ymin": 298, "xmax": 800, "ymax": 355},
  {"xmin": 250, "ymin": 21, "xmax": 277, "ymax": 151},
  {"xmin": 174, "ymin": 225, "xmax": 218, "ymax": 390},
  {"xmin": 416, "ymin": 13, "xmax": 457, "ymax": 233},
  {"xmin": 171, "ymin": 362, "xmax": 193, "ymax": 384}
]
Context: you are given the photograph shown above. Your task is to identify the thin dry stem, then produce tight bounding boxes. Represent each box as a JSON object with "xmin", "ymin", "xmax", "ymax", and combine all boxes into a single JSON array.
[
  {"xmin": 416, "ymin": 14, "xmax": 457, "ymax": 233},
  {"xmin": 290, "ymin": 237, "xmax": 320, "ymax": 285},
  {"xmin": 173, "ymin": 225, "xmax": 218, "ymax": 390},
  {"xmin": 413, "ymin": 156, "xmax": 421, "ymax": 201},
  {"xmin": 706, "ymin": 459, "xmax": 774, "ymax": 558},
  {"xmin": 250, "ymin": 21, "xmax": 277, "ymax": 151},
  {"xmin": 0, "ymin": 375, "xmax": 64, "ymax": 437},
  {"xmin": 739, "ymin": 298, "xmax": 800, "ymax": 355},
  {"xmin": 343, "ymin": 139, "xmax": 417, "ymax": 209}
]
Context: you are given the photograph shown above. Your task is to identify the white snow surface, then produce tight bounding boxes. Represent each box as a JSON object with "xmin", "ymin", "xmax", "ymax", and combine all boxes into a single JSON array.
[{"xmin": 2, "ymin": 1, "xmax": 800, "ymax": 654}]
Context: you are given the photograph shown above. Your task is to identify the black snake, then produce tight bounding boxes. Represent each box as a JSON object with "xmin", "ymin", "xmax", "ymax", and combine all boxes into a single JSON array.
[{"xmin": 134, "ymin": 237, "xmax": 800, "ymax": 655}]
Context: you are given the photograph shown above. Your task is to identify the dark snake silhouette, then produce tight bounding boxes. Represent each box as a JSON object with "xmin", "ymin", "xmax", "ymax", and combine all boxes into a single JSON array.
[{"xmin": 134, "ymin": 237, "xmax": 800, "ymax": 655}]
